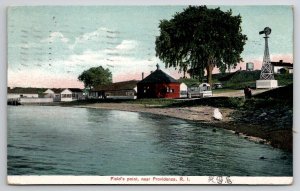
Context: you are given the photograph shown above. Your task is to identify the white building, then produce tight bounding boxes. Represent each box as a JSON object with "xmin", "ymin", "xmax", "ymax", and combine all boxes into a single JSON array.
[
  {"xmin": 7, "ymin": 87, "xmax": 39, "ymax": 99},
  {"xmin": 271, "ymin": 60, "xmax": 293, "ymax": 74},
  {"xmin": 44, "ymin": 88, "xmax": 62, "ymax": 102},
  {"xmin": 60, "ymin": 88, "xmax": 84, "ymax": 102},
  {"xmin": 179, "ymin": 83, "xmax": 188, "ymax": 98}
]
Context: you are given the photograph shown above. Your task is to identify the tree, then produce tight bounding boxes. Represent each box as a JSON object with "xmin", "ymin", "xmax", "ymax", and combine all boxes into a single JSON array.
[
  {"xmin": 78, "ymin": 66, "xmax": 112, "ymax": 91},
  {"xmin": 155, "ymin": 5, "xmax": 247, "ymax": 84}
]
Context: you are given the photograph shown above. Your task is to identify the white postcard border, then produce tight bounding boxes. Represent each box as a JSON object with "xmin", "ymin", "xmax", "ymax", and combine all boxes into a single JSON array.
[{"xmin": 7, "ymin": 176, "xmax": 293, "ymax": 185}]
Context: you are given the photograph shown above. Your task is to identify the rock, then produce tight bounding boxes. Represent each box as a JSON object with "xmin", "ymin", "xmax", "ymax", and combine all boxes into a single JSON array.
[
  {"xmin": 259, "ymin": 156, "xmax": 267, "ymax": 160},
  {"xmin": 259, "ymin": 140, "xmax": 266, "ymax": 144},
  {"xmin": 234, "ymin": 131, "xmax": 240, "ymax": 135},
  {"xmin": 269, "ymin": 110, "xmax": 276, "ymax": 114},
  {"xmin": 213, "ymin": 108, "xmax": 223, "ymax": 121},
  {"xmin": 212, "ymin": 129, "xmax": 217, "ymax": 132},
  {"xmin": 259, "ymin": 112, "xmax": 267, "ymax": 117},
  {"xmin": 244, "ymin": 136, "xmax": 248, "ymax": 139}
]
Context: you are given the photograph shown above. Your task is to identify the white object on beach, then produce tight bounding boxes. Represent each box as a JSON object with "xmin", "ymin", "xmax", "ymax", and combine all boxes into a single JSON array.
[{"xmin": 213, "ymin": 108, "xmax": 223, "ymax": 120}]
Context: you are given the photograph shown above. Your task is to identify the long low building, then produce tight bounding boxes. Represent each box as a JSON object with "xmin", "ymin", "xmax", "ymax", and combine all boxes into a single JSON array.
[
  {"xmin": 7, "ymin": 87, "xmax": 45, "ymax": 99},
  {"xmin": 8, "ymin": 87, "xmax": 84, "ymax": 103},
  {"xmin": 91, "ymin": 80, "xmax": 139, "ymax": 99}
]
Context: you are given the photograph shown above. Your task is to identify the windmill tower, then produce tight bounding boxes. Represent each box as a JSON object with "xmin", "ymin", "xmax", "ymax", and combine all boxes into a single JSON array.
[{"xmin": 256, "ymin": 27, "xmax": 278, "ymax": 89}]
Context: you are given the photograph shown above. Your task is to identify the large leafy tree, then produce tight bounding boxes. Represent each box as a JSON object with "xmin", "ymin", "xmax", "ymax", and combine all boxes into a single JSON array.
[
  {"xmin": 155, "ymin": 5, "xmax": 247, "ymax": 84},
  {"xmin": 78, "ymin": 66, "xmax": 112, "ymax": 91}
]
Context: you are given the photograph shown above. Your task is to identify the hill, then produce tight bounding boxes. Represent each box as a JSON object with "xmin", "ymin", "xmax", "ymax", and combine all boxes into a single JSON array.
[{"xmin": 179, "ymin": 70, "xmax": 293, "ymax": 89}]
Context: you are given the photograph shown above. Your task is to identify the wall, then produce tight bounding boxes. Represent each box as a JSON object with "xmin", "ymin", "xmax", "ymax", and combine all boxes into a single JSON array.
[
  {"xmin": 137, "ymin": 83, "xmax": 180, "ymax": 99},
  {"xmin": 20, "ymin": 98, "xmax": 53, "ymax": 103},
  {"xmin": 107, "ymin": 95, "xmax": 137, "ymax": 100},
  {"xmin": 61, "ymin": 97, "xmax": 73, "ymax": 102}
]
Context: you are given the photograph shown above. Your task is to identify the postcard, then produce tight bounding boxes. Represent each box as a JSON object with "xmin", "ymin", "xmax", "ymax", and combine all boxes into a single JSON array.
[{"xmin": 7, "ymin": 5, "xmax": 293, "ymax": 185}]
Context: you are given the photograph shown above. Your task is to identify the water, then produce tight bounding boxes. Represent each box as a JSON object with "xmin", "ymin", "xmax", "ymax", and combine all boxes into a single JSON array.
[{"xmin": 7, "ymin": 106, "xmax": 292, "ymax": 176}]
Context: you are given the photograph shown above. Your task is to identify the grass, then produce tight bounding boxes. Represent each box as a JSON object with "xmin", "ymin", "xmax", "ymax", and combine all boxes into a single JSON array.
[
  {"xmin": 180, "ymin": 70, "xmax": 293, "ymax": 90},
  {"xmin": 168, "ymin": 97, "xmax": 244, "ymax": 109}
]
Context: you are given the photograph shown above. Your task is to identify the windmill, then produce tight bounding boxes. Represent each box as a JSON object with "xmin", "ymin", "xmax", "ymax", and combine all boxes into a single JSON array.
[
  {"xmin": 259, "ymin": 27, "xmax": 274, "ymax": 80},
  {"xmin": 256, "ymin": 27, "xmax": 278, "ymax": 88}
]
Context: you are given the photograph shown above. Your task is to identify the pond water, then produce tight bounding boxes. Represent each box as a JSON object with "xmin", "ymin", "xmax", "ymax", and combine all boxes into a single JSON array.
[{"xmin": 7, "ymin": 106, "xmax": 292, "ymax": 176}]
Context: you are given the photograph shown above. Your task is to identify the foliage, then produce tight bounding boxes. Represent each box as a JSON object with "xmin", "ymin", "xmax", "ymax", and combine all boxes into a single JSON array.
[
  {"xmin": 155, "ymin": 5, "xmax": 247, "ymax": 84},
  {"xmin": 78, "ymin": 66, "xmax": 112, "ymax": 91},
  {"xmin": 178, "ymin": 77, "xmax": 201, "ymax": 87},
  {"xmin": 274, "ymin": 73, "xmax": 293, "ymax": 86}
]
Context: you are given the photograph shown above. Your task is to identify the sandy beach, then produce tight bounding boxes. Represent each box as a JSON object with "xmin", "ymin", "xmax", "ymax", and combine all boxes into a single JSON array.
[{"xmin": 76, "ymin": 103, "xmax": 234, "ymax": 123}]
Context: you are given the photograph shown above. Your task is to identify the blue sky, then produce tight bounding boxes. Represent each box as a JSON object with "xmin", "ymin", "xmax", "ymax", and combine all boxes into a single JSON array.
[{"xmin": 7, "ymin": 6, "xmax": 293, "ymax": 88}]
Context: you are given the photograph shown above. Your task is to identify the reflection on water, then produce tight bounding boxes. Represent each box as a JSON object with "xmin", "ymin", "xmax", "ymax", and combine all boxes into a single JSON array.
[{"xmin": 8, "ymin": 106, "xmax": 292, "ymax": 176}]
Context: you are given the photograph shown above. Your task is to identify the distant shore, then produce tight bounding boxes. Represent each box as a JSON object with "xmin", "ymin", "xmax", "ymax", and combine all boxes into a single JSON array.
[{"xmin": 75, "ymin": 103, "xmax": 292, "ymax": 152}]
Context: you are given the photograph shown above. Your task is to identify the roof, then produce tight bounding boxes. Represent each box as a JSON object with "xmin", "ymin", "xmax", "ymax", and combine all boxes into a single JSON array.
[
  {"xmin": 138, "ymin": 66, "xmax": 178, "ymax": 84},
  {"xmin": 8, "ymin": 87, "xmax": 46, "ymax": 94},
  {"xmin": 52, "ymin": 88, "xmax": 64, "ymax": 93},
  {"xmin": 45, "ymin": 88, "xmax": 64, "ymax": 94},
  {"xmin": 93, "ymin": 80, "xmax": 139, "ymax": 92},
  {"xmin": 271, "ymin": 60, "xmax": 293, "ymax": 67},
  {"xmin": 68, "ymin": 88, "xmax": 83, "ymax": 93}
]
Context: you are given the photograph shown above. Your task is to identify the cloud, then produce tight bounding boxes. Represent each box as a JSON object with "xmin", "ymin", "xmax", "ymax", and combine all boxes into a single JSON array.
[
  {"xmin": 115, "ymin": 40, "xmax": 138, "ymax": 50},
  {"xmin": 69, "ymin": 27, "xmax": 115, "ymax": 50},
  {"xmin": 41, "ymin": 32, "xmax": 69, "ymax": 43}
]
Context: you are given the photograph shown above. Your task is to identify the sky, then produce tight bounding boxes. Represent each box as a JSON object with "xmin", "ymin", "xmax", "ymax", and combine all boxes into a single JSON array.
[{"xmin": 7, "ymin": 6, "xmax": 293, "ymax": 88}]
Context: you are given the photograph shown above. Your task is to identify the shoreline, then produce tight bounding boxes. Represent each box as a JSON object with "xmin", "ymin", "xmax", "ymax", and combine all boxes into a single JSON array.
[{"xmin": 74, "ymin": 103, "xmax": 278, "ymax": 150}]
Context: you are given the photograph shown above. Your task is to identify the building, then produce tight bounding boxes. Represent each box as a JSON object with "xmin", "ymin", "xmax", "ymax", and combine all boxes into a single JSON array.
[
  {"xmin": 7, "ymin": 87, "xmax": 42, "ymax": 99},
  {"xmin": 7, "ymin": 87, "xmax": 54, "ymax": 104},
  {"xmin": 137, "ymin": 64, "xmax": 180, "ymax": 99},
  {"xmin": 180, "ymin": 83, "xmax": 188, "ymax": 98},
  {"xmin": 60, "ymin": 88, "xmax": 84, "ymax": 102},
  {"xmin": 44, "ymin": 88, "xmax": 63, "ymax": 102},
  {"xmin": 91, "ymin": 80, "xmax": 139, "ymax": 99},
  {"xmin": 271, "ymin": 60, "xmax": 293, "ymax": 74}
]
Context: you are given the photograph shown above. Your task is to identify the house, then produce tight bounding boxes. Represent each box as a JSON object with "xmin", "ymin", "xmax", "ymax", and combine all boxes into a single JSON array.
[
  {"xmin": 60, "ymin": 88, "xmax": 84, "ymax": 102},
  {"xmin": 44, "ymin": 88, "xmax": 63, "ymax": 102},
  {"xmin": 271, "ymin": 60, "xmax": 293, "ymax": 74},
  {"xmin": 7, "ymin": 87, "xmax": 42, "ymax": 99},
  {"xmin": 137, "ymin": 64, "xmax": 180, "ymax": 99},
  {"xmin": 91, "ymin": 80, "xmax": 139, "ymax": 100}
]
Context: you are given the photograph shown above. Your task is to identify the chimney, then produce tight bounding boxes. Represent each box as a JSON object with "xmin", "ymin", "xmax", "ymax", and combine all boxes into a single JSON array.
[
  {"xmin": 279, "ymin": 60, "xmax": 283, "ymax": 63},
  {"xmin": 156, "ymin": 63, "xmax": 160, "ymax": 70},
  {"xmin": 142, "ymin": 72, "xmax": 144, "ymax": 80}
]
